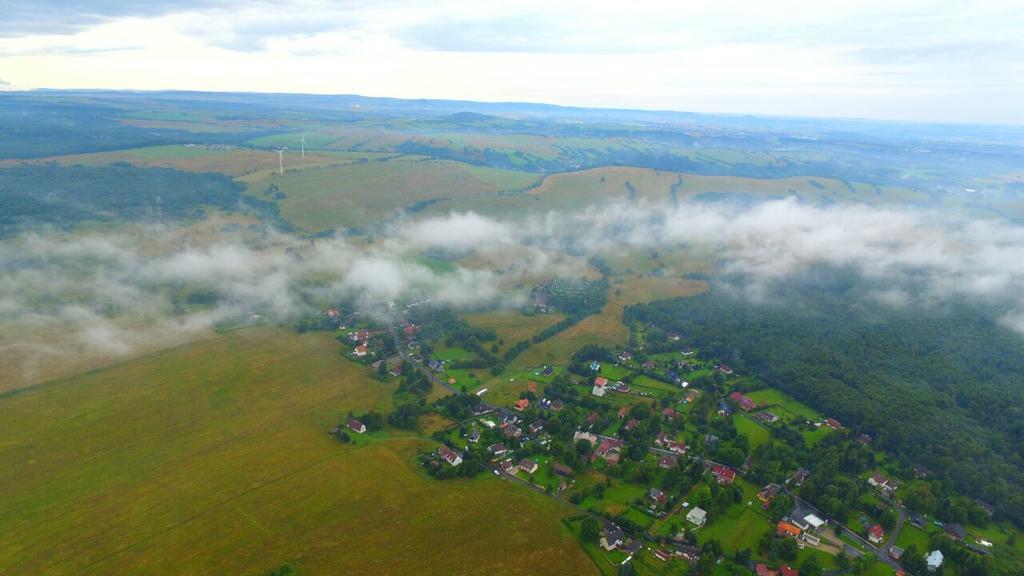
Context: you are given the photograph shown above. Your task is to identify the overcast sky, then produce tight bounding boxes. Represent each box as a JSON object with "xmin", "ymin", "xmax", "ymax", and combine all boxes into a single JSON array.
[{"xmin": 0, "ymin": 0, "xmax": 1022, "ymax": 124}]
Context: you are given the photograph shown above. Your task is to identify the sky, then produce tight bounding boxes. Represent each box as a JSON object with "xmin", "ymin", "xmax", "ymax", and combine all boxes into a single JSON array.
[{"xmin": 0, "ymin": 0, "xmax": 1022, "ymax": 123}]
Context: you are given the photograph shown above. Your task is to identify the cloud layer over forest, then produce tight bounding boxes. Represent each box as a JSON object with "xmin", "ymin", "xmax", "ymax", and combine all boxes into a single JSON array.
[{"xmin": 3, "ymin": 198, "xmax": 1024, "ymax": 378}]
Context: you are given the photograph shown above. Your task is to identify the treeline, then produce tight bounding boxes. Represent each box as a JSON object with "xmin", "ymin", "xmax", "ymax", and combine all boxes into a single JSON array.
[
  {"xmin": 0, "ymin": 95, "xmax": 277, "ymax": 159},
  {"xmin": 625, "ymin": 280, "xmax": 1024, "ymax": 526},
  {"xmin": 0, "ymin": 163, "xmax": 254, "ymax": 234}
]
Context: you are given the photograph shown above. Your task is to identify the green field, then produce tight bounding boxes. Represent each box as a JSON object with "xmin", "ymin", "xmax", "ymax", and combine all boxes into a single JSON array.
[
  {"xmin": 700, "ymin": 506, "xmax": 772, "ymax": 553},
  {"xmin": 745, "ymin": 388, "xmax": 823, "ymax": 422},
  {"xmin": 0, "ymin": 327, "xmax": 595, "ymax": 575},
  {"xmin": 734, "ymin": 415, "xmax": 772, "ymax": 449}
]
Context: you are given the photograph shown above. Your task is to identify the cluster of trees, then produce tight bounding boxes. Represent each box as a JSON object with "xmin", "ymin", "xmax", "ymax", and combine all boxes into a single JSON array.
[
  {"xmin": 0, "ymin": 164, "xmax": 250, "ymax": 235},
  {"xmin": 626, "ymin": 282, "xmax": 1024, "ymax": 526}
]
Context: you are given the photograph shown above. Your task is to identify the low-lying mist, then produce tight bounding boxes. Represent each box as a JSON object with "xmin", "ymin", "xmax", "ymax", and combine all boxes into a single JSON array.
[{"xmin": 3, "ymin": 197, "xmax": 1024, "ymax": 389}]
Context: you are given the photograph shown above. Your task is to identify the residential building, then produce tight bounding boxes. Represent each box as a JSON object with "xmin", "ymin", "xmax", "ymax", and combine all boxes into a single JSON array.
[{"xmin": 686, "ymin": 506, "xmax": 707, "ymax": 527}]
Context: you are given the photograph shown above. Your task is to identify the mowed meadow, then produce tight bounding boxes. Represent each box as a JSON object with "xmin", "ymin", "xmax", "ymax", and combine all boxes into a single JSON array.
[{"xmin": 0, "ymin": 327, "xmax": 595, "ymax": 575}]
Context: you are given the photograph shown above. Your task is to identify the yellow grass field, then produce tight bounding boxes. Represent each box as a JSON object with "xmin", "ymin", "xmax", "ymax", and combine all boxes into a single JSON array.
[
  {"xmin": 505, "ymin": 276, "xmax": 708, "ymax": 373},
  {"xmin": 0, "ymin": 327, "xmax": 595, "ymax": 575},
  {"xmin": 0, "ymin": 145, "xmax": 369, "ymax": 177},
  {"xmin": 416, "ymin": 165, "xmax": 914, "ymax": 220},
  {"xmin": 462, "ymin": 310, "xmax": 567, "ymax": 354},
  {"xmin": 245, "ymin": 156, "xmax": 538, "ymax": 231}
]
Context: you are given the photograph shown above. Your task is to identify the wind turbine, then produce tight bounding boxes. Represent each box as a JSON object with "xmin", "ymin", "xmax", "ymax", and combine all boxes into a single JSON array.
[
  {"xmin": 276, "ymin": 147, "xmax": 288, "ymax": 175},
  {"xmin": 300, "ymin": 135, "xmax": 305, "ymax": 159}
]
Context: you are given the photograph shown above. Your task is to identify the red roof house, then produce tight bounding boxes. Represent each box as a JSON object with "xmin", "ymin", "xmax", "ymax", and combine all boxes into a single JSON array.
[{"xmin": 711, "ymin": 465, "xmax": 736, "ymax": 484}]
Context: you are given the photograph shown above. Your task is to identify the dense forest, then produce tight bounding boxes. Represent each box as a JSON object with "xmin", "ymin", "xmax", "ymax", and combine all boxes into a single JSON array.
[
  {"xmin": 625, "ymin": 273, "xmax": 1024, "ymax": 526},
  {"xmin": 0, "ymin": 163, "xmax": 261, "ymax": 234}
]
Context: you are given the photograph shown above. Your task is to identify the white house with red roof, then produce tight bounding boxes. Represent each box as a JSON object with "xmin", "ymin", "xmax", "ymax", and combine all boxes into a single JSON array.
[{"xmin": 438, "ymin": 445, "xmax": 463, "ymax": 467}]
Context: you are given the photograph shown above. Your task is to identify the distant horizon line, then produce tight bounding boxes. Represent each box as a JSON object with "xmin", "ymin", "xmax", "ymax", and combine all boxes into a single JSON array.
[{"xmin": 6, "ymin": 86, "xmax": 1021, "ymax": 130}]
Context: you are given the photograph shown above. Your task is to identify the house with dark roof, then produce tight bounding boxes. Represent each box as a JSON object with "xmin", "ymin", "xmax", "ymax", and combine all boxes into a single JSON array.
[
  {"xmin": 600, "ymin": 522, "xmax": 624, "ymax": 550},
  {"xmin": 519, "ymin": 458, "xmax": 538, "ymax": 474},
  {"xmin": 944, "ymin": 523, "xmax": 966, "ymax": 541},
  {"xmin": 674, "ymin": 543, "xmax": 701, "ymax": 562},
  {"xmin": 553, "ymin": 463, "xmax": 574, "ymax": 476}
]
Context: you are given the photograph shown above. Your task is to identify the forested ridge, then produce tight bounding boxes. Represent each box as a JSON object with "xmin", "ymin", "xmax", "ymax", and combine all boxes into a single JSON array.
[
  {"xmin": 626, "ymin": 278, "xmax": 1024, "ymax": 525},
  {"xmin": 0, "ymin": 163, "xmax": 265, "ymax": 234}
]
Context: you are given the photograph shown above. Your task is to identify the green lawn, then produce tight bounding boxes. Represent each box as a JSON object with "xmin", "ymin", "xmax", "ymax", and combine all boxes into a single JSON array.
[
  {"xmin": 701, "ymin": 506, "xmax": 772, "ymax": 552},
  {"xmin": 734, "ymin": 415, "xmax": 772, "ymax": 449},
  {"xmin": 745, "ymin": 388, "xmax": 822, "ymax": 422}
]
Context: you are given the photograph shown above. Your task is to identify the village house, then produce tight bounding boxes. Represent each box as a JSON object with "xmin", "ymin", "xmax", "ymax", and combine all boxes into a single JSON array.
[
  {"xmin": 662, "ymin": 407, "xmax": 679, "ymax": 420},
  {"xmin": 613, "ymin": 381, "xmax": 630, "ymax": 393},
  {"xmin": 686, "ymin": 506, "xmax": 707, "ymax": 527},
  {"xmin": 466, "ymin": 428, "xmax": 481, "ymax": 443},
  {"xmin": 488, "ymin": 442, "xmax": 508, "ymax": 456},
  {"xmin": 438, "ymin": 445, "xmax": 463, "ymax": 467},
  {"xmin": 653, "ymin": 549, "xmax": 672, "ymax": 562},
  {"xmin": 926, "ymin": 549, "xmax": 944, "ymax": 571},
  {"xmin": 857, "ymin": 433, "xmax": 872, "ymax": 445},
  {"xmin": 596, "ymin": 438, "xmax": 624, "ymax": 464},
  {"xmin": 642, "ymin": 359, "xmax": 656, "ymax": 371},
  {"xmin": 790, "ymin": 467, "xmax": 810, "ymax": 486},
  {"xmin": 825, "ymin": 417, "xmax": 844, "ymax": 430},
  {"xmin": 519, "ymin": 458, "xmax": 538, "ymax": 474},
  {"xmin": 797, "ymin": 514, "xmax": 826, "ymax": 534},
  {"xmin": 589, "ymin": 360, "xmax": 602, "ymax": 372},
  {"xmin": 573, "ymin": 431, "xmax": 598, "ymax": 445},
  {"xmin": 711, "ymin": 464, "xmax": 736, "ymax": 485},
  {"xmin": 648, "ymin": 488, "xmax": 669, "ymax": 506},
  {"xmin": 755, "ymin": 411, "xmax": 780, "ymax": 424},
  {"xmin": 624, "ymin": 418, "xmax": 638, "ymax": 432},
  {"xmin": 755, "ymin": 564, "xmax": 777, "ymax": 576},
  {"xmin": 729, "ymin": 391, "xmax": 756, "ymax": 412},
  {"xmin": 591, "ymin": 380, "xmax": 607, "ymax": 397},
  {"xmin": 758, "ymin": 484, "xmax": 781, "ymax": 506},
  {"xmin": 668, "ymin": 440, "xmax": 687, "ymax": 454},
  {"xmin": 600, "ymin": 522, "xmax": 624, "ymax": 551},
  {"xmin": 514, "ymin": 398, "xmax": 529, "ymax": 411},
  {"xmin": 780, "ymin": 565, "xmax": 799, "ymax": 576},
  {"xmin": 659, "ymin": 455, "xmax": 678, "ymax": 469},
  {"xmin": 528, "ymin": 420, "xmax": 545, "ymax": 434},
  {"xmin": 717, "ymin": 364, "xmax": 734, "ymax": 375},
  {"xmin": 353, "ymin": 344, "xmax": 368, "ymax": 357},
  {"xmin": 347, "ymin": 417, "xmax": 366, "ymax": 434},
  {"xmin": 868, "ymin": 524, "xmax": 885, "ymax": 544},
  {"xmin": 550, "ymin": 399, "xmax": 564, "ymax": 412},
  {"xmin": 527, "ymin": 381, "xmax": 537, "ymax": 393},
  {"xmin": 499, "ymin": 458, "xmax": 516, "ymax": 474},
  {"xmin": 777, "ymin": 521, "xmax": 802, "ymax": 539},
  {"xmin": 617, "ymin": 350, "xmax": 632, "ymax": 363},
  {"xmin": 622, "ymin": 539, "xmax": 642, "ymax": 556},
  {"xmin": 889, "ymin": 546, "xmax": 904, "ymax": 561},
  {"xmin": 944, "ymin": 523, "xmax": 966, "ymax": 541},
  {"xmin": 553, "ymin": 463, "xmax": 574, "ymax": 477},
  {"xmin": 674, "ymin": 543, "xmax": 701, "ymax": 562},
  {"xmin": 867, "ymin": 472, "xmax": 899, "ymax": 493}
]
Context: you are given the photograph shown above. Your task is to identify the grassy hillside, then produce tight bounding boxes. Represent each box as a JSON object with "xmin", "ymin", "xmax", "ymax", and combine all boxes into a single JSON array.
[
  {"xmin": 244, "ymin": 156, "xmax": 538, "ymax": 231},
  {"xmin": 0, "ymin": 327, "xmax": 595, "ymax": 575}
]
